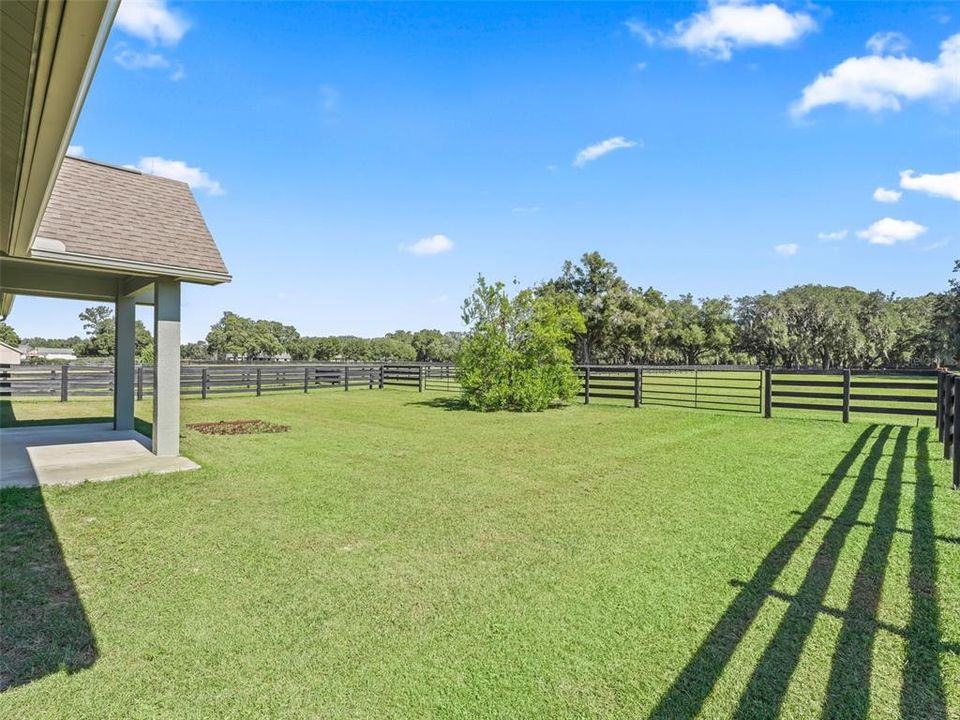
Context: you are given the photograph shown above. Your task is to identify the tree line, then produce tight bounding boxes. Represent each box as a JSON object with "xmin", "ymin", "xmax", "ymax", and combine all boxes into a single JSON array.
[
  {"xmin": 190, "ymin": 312, "xmax": 463, "ymax": 363},
  {"xmin": 537, "ymin": 252, "xmax": 958, "ymax": 368},
  {"xmin": 2, "ymin": 254, "xmax": 956, "ymax": 369}
]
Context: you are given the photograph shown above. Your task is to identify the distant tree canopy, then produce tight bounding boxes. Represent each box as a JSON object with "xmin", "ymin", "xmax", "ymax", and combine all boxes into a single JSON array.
[
  {"xmin": 74, "ymin": 305, "xmax": 153, "ymax": 362},
  {"xmin": 201, "ymin": 311, "xmax": 459, "ymax": 363},
  {"xmin": 537, "ymin": 252, "xmax": 958, "ymax": 368},
  {"xmin": 12, "ymin": 255, "xmax": 957, "ymax": 370},
  {"xmin": 0, "ymin": 322, "xmax": 20, "ymax": 346}
]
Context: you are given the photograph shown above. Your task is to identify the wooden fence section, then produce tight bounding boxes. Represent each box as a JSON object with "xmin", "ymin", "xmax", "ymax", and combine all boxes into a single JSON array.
[
  {"xmin": 577, "ymin": 365, "xmax": 764, "ymax": 414},
  {"xmin": 0, "ymin": 363, "xmax": 450, "ymax": 400},
  {"xmin": 936, "ymin": 369, "xmax": 960, "ymax": 490},
  {"xmin": 767, "ymin": 369, "xmax": 938, "ymax": 422}
]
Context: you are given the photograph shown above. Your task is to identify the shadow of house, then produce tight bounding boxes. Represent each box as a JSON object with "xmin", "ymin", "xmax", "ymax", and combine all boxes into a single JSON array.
[
  {"xmin": 0, "ymin": 489, "xmax": 97, "ymax": 690},
  {"xmin": 648, "ymin": 425, "xmax": 952, "ymax": 720}
]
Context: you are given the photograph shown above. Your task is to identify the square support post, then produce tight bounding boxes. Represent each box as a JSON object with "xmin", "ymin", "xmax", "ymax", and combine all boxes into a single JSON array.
[
  {"xmin": 584, "ymin": 366, "xmax": 591, "ymax": 404},
  {"xmin": 114, "ymin": 293, "xmax": 137, "ymax": 431},
  {"xmin": 152, "ymin": 280, "xmax": 181, "ymax": 457}
]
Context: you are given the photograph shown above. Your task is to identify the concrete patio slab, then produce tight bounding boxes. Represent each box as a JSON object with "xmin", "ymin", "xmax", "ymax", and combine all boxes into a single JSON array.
[{"xmin": 0, "ymin": 423, "xmax": 198, "ymax": 488}]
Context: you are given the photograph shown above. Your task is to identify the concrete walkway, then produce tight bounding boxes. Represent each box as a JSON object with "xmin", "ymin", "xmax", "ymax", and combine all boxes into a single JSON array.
[{"xmin": 0, "ymin": 423, "xmax": 198, "ymax": 488}]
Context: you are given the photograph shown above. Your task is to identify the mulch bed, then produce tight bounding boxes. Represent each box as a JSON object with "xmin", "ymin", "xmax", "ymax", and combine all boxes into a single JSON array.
[{"xmin": 186, "ymin": 420, "xmax": 289, "ymax": 435}]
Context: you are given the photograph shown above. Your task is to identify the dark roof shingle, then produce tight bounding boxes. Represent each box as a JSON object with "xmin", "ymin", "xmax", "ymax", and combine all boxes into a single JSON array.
[{"xmin": 35, "ymin": 157, "xmax": 229, "ymax": 278}]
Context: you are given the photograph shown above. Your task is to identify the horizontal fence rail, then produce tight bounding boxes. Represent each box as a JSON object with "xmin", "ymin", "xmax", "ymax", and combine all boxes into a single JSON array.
[
  {"xmin": 577, "ymin": 365, "xmax": 764, "ymax": 414},
  {"xmin": 767, "ymin": 369, "xmax": 938, "ymax": 422},
  {"xmin": 0, "ymin": 363, "xmax": 459, "ymax": 400}
]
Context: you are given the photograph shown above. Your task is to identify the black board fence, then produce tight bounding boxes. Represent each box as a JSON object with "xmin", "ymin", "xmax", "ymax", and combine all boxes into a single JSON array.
[
  {"xmin": 576, "ymin": 365, "xmax": 764, "ymax": 414},
  {"xmin": 0, "ymin": 363, "xmax": 459, "ymax": 400},
  {"xmin": 2, "ymin": 361, "xmax": 955, "ymax": 488},
  {"xmin": 765, "ymin": 368, "xmax": 938, "ymax": 421}
]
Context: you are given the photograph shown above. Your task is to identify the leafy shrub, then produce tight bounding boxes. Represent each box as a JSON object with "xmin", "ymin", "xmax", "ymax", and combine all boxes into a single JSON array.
[{"xmin": 456, "ymin": 276, "xmax": 584, "ymax": 411}]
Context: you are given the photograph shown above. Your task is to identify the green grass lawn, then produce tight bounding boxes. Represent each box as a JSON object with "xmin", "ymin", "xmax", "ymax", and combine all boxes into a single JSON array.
[{"xmin": 1, "ymin": 389, "xmax": 958, "ymax": 719}]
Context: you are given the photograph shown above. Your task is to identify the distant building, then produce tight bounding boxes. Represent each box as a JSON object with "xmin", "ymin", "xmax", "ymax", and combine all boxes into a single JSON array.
[
  {"xmin": 0, "ymin": 340, "xmax": 22, "ymax": 365},
  {"xmin": 224, "ymin": 352, "xmax": 292, "ymax": 362},
  {"xmin": 23, "ymin": 346, "xmax": 77, "ymax": 362}
]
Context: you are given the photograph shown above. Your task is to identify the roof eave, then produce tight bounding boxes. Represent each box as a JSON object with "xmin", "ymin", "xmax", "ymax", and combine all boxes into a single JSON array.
[
  {"xmin": 3, "ymin": 0, "xmax": 120, "ymax": 258},
  {"xmin": 28, "ymin": 247, "xmax": 233, "ymax": 285}
]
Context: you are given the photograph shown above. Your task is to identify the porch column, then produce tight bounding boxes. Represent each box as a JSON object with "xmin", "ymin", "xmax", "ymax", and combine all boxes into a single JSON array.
[
  {"xmin": 152, "ymin": 279, "xmax": 181, "ymax": 456},
  {"xmin": 113, "ymin": 293, "xmax": 136, "ymax": 431}
]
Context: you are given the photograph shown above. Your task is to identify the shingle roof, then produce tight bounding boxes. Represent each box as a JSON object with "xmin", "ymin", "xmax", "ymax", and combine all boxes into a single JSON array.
[{"xmin": 34, "ymin": 157, "xmax": 229, "ymax": 280}]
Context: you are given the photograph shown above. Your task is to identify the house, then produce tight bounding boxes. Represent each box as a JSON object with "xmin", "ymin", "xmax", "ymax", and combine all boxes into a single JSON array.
[
  {"xmin": 0, "ymin": 0, "xmax": 230, "ymax": 481},
  {"xmin": 0, "ymin": 341, "xmax": 22, "ymax": 365}
]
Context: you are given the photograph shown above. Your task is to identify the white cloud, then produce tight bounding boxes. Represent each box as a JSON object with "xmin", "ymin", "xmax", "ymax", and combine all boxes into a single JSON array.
[
  {"xmin": 656, "ymin": 2, "xmax": 817, "ymax": 61},
  {"xmin": 115, "ymin": 0, "xmax": 189, "ymax": 45},
  {"xmin": 817, "ymin": 229, "xmax": 847, "ymax": 241},
  {"xmin": 791, "ymin": 32, "xmax": 960, "ymax": 116},
  {"xmin": 114, "ymin": 48, "xmax": 170, "ymax": 70},
  {"xmin": 67, "ymin": 145, "xmax": 85, "ymax": 157},
  {"xmin": 774, "ymin": 243, "xmax": 799, "ymax": 256},
  {"xmin": 573, "ymin": 136, "xmax": 639, "ymax": 167},
  {"xmin": 512, "ymin": 206, "xmax": 541, "ymax": 215},
  {"xmin": 626, "ymin": 20, "xmax": 657, "ymax": 45},
  {"xmin": 400, "ymin": 234, "xmax": 454, "ymax": 256},
  {"xmin": 873, "ymin": 187, "xmax": 902, "ymax": 203},
  {"xmin": 856, "ymin": 217, "xmax": 927, "ymax": 245},
  {"xmin": 866, "ymin": 31, "xmax": 909, "ymax": 56},
  {"xmin": 923, "ymin": 239, "xmax": 949, "ymax": 251},
  {"xmin": 900, "ymin": 169, "xmax": 960, "ymax": 201},
  {"xmin": 135, "ymin": 156, "xmax": 225, "ymax": 195},
  {"xmin": 635, "ymin": 61, "xmax": 649, "ymax": 71},
  {"xmin": 170, "ymin": 64, "xmax": 186, "ymax": 81}
]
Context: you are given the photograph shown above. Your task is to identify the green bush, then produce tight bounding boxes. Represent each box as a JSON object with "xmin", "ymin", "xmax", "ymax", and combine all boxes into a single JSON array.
[{"xmin": 456, "ymin": 276, "xmax": 584, "ymax": 411}]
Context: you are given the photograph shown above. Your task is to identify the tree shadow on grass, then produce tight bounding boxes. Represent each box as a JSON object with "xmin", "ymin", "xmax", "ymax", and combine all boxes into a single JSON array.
[
  {"xmin": 0, "ymin": 489, "xmax": 97, "ymax": 691},
  {"xmin": 404, "ymin": 397, "xmax": 472, "ymax": 412},
  {"xmin": 648, "ymin": 424, "xmax": 952, "ymax": 719},
  {"xmin": 404, "ymin": 397, "xmax": 573, "ymax": 413}
]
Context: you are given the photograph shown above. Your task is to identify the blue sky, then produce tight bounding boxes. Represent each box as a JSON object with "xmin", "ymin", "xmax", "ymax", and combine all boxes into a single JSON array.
[{"xmin": 14, "ymin": 1, "xmax": 960, "ymax": 342}]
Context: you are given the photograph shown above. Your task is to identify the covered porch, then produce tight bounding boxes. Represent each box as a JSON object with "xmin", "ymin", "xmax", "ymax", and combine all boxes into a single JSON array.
[
  {"xmin": 0, "ymin": 422, "xmax": 198, "ymax": 489},
  {"xmin": 1, "ymin": 155, "xmax": 230, "ymax": 485}
]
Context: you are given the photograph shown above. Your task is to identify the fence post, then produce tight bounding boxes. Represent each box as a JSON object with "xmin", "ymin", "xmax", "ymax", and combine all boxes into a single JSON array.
[
  {"xmin": 946, "ymin": 377, "xmax": 955, "ymax": 461},
  {"xmin": 137, "ymin": 365, "xmax": 144, "ymax": 401},
  {"xmin": 938, "ymin": 371, "xmax": 948, "ymax": 442},
  {"xmin": 936, "ymin": 370, "xmax": 942, "ymax": 433},
  {"xmin": 763, "ymin": 368, "xmax": 772, "ymax": 418},
  {"xmin": 344, "ymin": 365, "xmax": 350, "ymax": 392},
  {"xmin": 694, "ymin": 369, "xmax": 699, "ymax": 409},
  {"xmin": 60, "ymin": 364, "xmax": 69, "ymax": 402},
  {"xmin": 256, "ymin": 367, "xmax": 262, "ymax": 397},
  {"xmin": 584, "ymin": 366, "xmax": 591, "ymax": 404},
  {"xmin": 379, "ymin": 364, "xmax": 384, "ymax": 390},
  {"xmin": 953, "ymin": 376, "xmax": 959, "ymax": 490},
  {"xmin": 368, "ymin": 367, "xmax": 374, "ymax": 390},
  {"xmin": 633, "ymin": 367, "xmax": 641, "ymax": 408},
  {"xmin": 418, "ymin": 365, "xmax": 424, "ymax": 392},
  {"xmin": 842, "ymin": 369, "xmax": 851, "ymax": 424},
  {"xmin": 202, "ymin": 367, "xmax": 208, "ymax": 400},
  {"xmin": 304, "ymin": 366, "xmax": 309, "ymax": 393}
]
